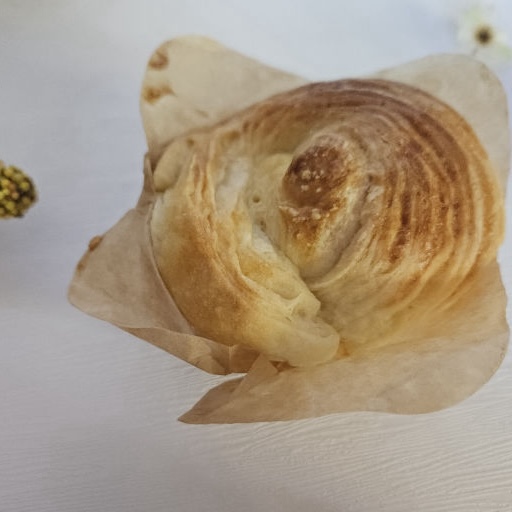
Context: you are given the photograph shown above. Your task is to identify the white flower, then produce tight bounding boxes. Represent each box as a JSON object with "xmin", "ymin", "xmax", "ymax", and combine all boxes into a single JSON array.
[{"xmin": 457, "ymin": 3, "xmax": 512, "ymax": 66}]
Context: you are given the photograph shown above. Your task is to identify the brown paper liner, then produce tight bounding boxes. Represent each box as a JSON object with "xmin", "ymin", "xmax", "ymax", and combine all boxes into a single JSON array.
[{"xmin": 69, "ymin": 37, "xmax": 510, "ymax": 424}]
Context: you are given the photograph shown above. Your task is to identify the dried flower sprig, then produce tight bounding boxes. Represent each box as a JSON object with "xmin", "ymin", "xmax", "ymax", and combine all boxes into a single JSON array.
[
  {"xmin": 457, "ymin": 3, "xmax": 512, "ymax": 66},
  {"xmin": 0, "ymin": 162, "xmax": 37, "ymax": 219}
]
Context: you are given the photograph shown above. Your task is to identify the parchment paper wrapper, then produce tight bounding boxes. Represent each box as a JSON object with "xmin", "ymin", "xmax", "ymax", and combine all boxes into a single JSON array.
[{"xmin": 69, "ymin": 36, "xmax": 510, "ymax": 424}]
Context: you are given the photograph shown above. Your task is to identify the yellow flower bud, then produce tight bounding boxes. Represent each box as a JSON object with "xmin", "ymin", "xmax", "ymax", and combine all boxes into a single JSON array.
[{"xmin": 0, "ymin": 162, "xmax": 37, "ymax": 219}]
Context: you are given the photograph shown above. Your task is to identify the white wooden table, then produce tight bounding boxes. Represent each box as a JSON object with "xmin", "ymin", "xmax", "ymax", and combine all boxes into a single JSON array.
[{"xmin": 1, "ymin": 1, "xmax": 512, "ymax": 511}]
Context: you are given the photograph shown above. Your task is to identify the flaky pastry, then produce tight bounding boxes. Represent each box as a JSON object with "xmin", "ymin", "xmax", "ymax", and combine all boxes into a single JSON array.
[{"xmin": 150, "ymin": 79, "xmax": 504, "ymax": 367}]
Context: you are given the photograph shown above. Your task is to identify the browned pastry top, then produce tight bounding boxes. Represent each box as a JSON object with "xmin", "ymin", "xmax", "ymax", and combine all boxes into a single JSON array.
[{"xmin": 150, "ymin": 78, "xmax": 504, "ymax": 366}]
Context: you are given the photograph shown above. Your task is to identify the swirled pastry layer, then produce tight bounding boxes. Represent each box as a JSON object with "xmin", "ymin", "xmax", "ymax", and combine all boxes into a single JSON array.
[{"xmin": 150, "ymin": 79, "xmax": 504, "ymax": 367}]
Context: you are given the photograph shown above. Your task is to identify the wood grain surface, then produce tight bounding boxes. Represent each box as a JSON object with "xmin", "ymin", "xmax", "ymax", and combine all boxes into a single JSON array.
[{"xmin": 1, "ymin": 1, "xmax": 511, "ymax": 511}]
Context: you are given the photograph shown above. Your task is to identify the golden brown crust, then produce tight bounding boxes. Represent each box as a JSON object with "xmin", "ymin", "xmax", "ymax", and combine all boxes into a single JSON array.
[{"xmin": 150, "ymin": 78, "xmax": 504, "ymax": 367}]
